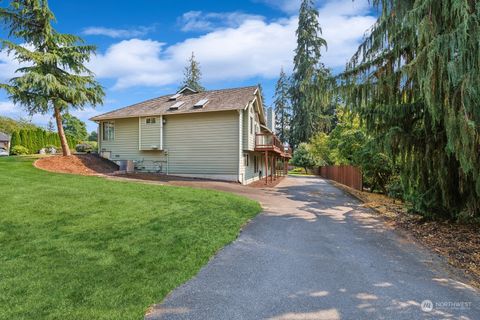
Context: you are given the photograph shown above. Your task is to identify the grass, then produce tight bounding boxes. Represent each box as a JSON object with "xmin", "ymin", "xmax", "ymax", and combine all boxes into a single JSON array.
[{"xmin": 0, "ymin": 156, "xmax": 261, "ymax": 320}]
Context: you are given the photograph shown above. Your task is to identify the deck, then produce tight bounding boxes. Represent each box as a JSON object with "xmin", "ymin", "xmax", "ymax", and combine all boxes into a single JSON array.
[{"xmin": 254, "ymin": 133, "xmax": 292, "ymax": 158}]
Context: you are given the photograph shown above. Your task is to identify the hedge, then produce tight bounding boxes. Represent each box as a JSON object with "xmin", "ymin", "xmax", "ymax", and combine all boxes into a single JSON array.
[{"xmin": 10, "ymin": 128, "xmax": 77, "ymax": 154}]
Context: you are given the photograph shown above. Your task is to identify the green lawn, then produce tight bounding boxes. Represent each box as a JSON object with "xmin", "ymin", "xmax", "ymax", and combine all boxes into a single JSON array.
[{"xmin": 0, "ymin": 156, "xmax": 261, "ymax": 319}]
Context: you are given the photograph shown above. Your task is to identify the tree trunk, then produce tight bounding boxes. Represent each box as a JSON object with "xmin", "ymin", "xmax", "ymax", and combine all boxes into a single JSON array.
[{"xmin": 53, "ymin": 106, "xmax": 71, "ymax": 156}]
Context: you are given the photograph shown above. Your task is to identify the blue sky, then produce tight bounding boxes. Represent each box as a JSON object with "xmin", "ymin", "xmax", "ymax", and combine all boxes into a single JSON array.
[{"xmin": 0, "ymin": 0, "xmax": 376, "ymax": 132}]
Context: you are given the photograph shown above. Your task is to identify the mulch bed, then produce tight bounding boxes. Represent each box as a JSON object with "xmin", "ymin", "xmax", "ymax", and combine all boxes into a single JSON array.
[
  {"xmin": 248, "ymin": 176, "xmax": 286, "ymax": 188},
  {"xmin": 34, "ymin": 154, "xmax": 119, "ymax": 176},
  {"xmin": 330, "ymin": 181, "xmax": 480, "ymax": 288}
]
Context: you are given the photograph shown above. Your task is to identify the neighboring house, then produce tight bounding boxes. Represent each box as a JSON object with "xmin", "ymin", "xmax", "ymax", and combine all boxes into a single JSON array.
[
  {"xmin": 0, "ymin": 132, "xmax": 10, "ymax": 151},
  {"xmin": 90, "ymin": 86, "xmax": 291, "ymax": 184}
]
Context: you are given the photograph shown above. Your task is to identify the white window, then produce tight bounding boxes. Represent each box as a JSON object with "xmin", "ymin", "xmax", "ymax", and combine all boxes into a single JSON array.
[
  {"xmin": 102, "ymin": 121, "xmax": 114, "ymax": 141},
  {"xmin": 244, "ymin": 154, "xmax": 249, "ymax": 166},
  {"xmin": 146, "ymin": 117, "xmax": 156, "ymax": 124},
  {"xmin": 250, "ymin": 116, "xmax": 254, "ymax": 134}
]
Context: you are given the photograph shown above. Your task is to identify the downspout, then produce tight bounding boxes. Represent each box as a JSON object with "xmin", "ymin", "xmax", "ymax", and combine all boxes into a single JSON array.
[
  {"xmin": 238, "ymin": 110, "xmax": 243, "ymax": 184},
  {"xmin": 160, "ymin": 115, "xmax": 163, "ymax": 150}
]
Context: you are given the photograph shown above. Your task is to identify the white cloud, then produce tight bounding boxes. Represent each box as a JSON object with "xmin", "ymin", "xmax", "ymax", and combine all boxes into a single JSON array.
[
  {"xmin": 254, "ymin": 0, "xmax": 301, "ymax": 14},
  {"xmin": 89, "ymin": 0, "xmax": 375, "ymax": 89},
  {"xmin": 0, "ymin": 101, "xmax": 15, "ymax": 112},
  {"xmin": 0, "ymin": 50, "xmax": 25, "ymax": 81},
  {"xmin": 179, "ymin": 11, "xmax": 265, "ymax": 32},
  {"xmin": 82, "ymin": 26, "xmax": 154, "ymax": 38}
]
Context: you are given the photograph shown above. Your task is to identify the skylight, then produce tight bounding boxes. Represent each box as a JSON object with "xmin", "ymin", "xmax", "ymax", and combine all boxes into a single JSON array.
[
  {"xmin": 169, "ymin": 101, "xmax": 184, "ymax": 110},
  {"xmin": 169, "ymin": 93, "xmax": 182, "ymax": 101},
  {"xmin": 193, "ymin": 99, "xmax": 209, "ymax": 108}
]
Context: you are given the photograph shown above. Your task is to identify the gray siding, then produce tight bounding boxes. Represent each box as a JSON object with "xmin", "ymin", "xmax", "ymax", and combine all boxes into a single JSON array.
[
  {"xmin": 99, "ymin": 118, "xmax": 165, "ymax": 171},
  {"xmin": 242, "ymin": 101, "xmax": 260, "ymax": 151},
  {"xmin": 163, "ymin": 111, "xmax": 239, "ymax": 175},
  {"xmin": 140, "ymin": 116, "xmax": 162, "ymax": 150}
]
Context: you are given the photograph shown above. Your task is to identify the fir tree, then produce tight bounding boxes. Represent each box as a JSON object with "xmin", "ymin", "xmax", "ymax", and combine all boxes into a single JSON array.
[
  {"xmin": 0, "ymin": 0, "xmax": 104, "ymax": 156},
  {"xmin": 181, "ymin": 52, "xmax": 205, "ymax": 92},
  {"xmin": 46, "ymin": 119, "xmax": 55, "ymax": 132},
  {"xmin": 10, "ymin": 131, "xmax": 19, "ymax": 150},
  {"xmin": 273, "ymin": 68, "xmax": 291, "ymax": 143},
  {"xmin": 289, "ymin": 0, "xmax": 331, "ymax": 147},
  {"xmin": 342, "ymin": 0, "xmax": 480, "ymax": 218}
]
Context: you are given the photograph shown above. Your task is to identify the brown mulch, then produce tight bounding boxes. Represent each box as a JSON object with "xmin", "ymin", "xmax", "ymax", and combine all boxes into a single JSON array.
[
  {"xmin": 248, "ymin": 176, "xmax": 286, "ymax": 188},
  {"xmin": 331, "ymin": 181, "xmax": 480, "ymax": 288},
  {"xmin": 34, "ymin": 154, "xmax": 119, "ymax": 176}
]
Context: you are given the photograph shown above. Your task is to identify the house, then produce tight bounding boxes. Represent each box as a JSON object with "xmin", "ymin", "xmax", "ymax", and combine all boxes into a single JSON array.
[
  {"xmin": 0, "ymin": 132, "xmax": 10, "ymax": 151},
  {"xmin": 90, "ymin": 86, "xmax": 291, "ymax": 184}
]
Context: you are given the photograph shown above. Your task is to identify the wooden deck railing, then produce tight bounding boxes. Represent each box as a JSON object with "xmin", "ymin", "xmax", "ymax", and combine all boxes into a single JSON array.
[{"xmin": 255, "ymin": 133, "xmax": 291, "ymax": 157}]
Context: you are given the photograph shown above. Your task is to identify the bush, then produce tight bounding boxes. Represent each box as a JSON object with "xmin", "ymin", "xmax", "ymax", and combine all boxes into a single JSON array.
[
  {"xmin": 289, "ymin": 167, "xmax": 304, "ymax": 174},
  {"xmin": 75, "ymin": 141, "xmax": 98, "ymax": 153},
  {"xmin": 10, "ymin": 145, "xmax": 29, "ymax": 155},
  {"xmin": 386, "ymin": 176, "xmax": 403, "ymax": 200},
  {"xmin": 290, "ymin": 143, "xmax": 317, "ymax": 174}
]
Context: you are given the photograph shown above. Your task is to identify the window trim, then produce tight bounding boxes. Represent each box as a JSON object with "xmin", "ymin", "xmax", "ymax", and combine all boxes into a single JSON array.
[
  {"xmin": 146, "ymin": 117, "xmax": 157, "ymax": 124},
  {"xmin": 102, "ymin": 121, "xmax": 115, "ymax": 141}
]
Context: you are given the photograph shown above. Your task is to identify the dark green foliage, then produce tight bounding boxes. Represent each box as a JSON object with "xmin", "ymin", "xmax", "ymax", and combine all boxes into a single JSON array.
[
  {"xmin": 356, "ymin": 140, "xmax": 394, "ymax": 194},
  {"xmin": 87, "ymin": 130, "xmax": 97, "ymax": 142},
  {"xmin": 309, "ymin": 111, "xmax": 395, "ymax": 193},
  {"xmin": 181, "ymin": 52, "xmax": 205, "ymax": 92},
  {"xmin": 341, "ymin": 0, "xmax": 480, "ymax": 218},
  {"xmin": 273, "ymin": 68, "xmax": 291, "ymax": 143},
  {"xmin": 9, "ymin": 131, "xmax": 19, "ymax": 149},
  {"xmin": 9, "ymin": 128, "xmax": 77, "ymax": 154},
  {"xmin": 290, "ymin": 142, "xmax": 316, "ymax": 173},
  {"xmin": 62, "ymin": 113, "xmax": 88, "ymax": 141},
  {"xmin": 290, "ymin": 0, "xmax": 333, "ymax": 147}
]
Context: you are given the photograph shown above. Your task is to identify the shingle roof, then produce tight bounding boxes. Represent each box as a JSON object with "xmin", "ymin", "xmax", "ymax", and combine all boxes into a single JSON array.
[
  {"xmin": 90, "ymin": 86, "xmax": 258, "ymax": 121},
  {"xmin": 0, "ymin": 132, "xmax": 10, "ymax": 141}
]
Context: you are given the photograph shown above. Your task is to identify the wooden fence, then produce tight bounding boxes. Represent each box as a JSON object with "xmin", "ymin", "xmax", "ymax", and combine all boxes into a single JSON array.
[{"xmin": 319, "ymin": 165, "xmax": 363, "ymax": 191}]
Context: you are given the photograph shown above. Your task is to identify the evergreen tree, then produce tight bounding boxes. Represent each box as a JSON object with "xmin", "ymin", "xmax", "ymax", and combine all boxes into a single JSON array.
[
  {"xmin": 0, "ymin": 0, "xmax": 104, "ymax": 156},
  {"xmin": 46, "ymin": 119, "xmax": 55, "ymax": 132},
  {"xmin": 10, "ymin": 131, "xmax": 19, "ymax": 149},
  {"xmin": 88, "ymin": 131, "xmax": 98, "ymax": 142},
  {"xmin": 181, "ymin": 52, "xmax": 205, "ymax": 92},
  {"xmin": 273, "ymin": 68, "xmax": 291, "ymax": 143},
  {"xmin": 342, "ymin": 0, "xmax": 480, "ymax": 218},
  {"xmin": 289, "ymin": 0, "xmax": 331, "ymax": 147},
  {"xmin": 62, "ymin": 113, "xmax": 87, "ymax": 141}
]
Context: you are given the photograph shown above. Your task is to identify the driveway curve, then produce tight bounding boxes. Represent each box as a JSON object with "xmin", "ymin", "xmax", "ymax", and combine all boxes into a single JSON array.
[{"xmin": 146, "ymin": 175, "xmax": 480, "ymax": 320}]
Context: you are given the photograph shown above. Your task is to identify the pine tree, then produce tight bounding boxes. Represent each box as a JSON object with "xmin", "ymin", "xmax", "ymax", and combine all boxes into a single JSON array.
[
  {"xmin": 0, "ymin": 0, "xmax": 104, "ymax": 156},
  {"xmin": 181, "ymin": 52, "xmax": 205, "ymax": 92},
  {"xmin": 273, "ymin": 68, "xmax": 291, "ymax": 143},
  {"xmin": 342, "ymin": 0, "xmax": 480, "ymax": 218},
  {"xmin": 46, "ymin": 119, "xmax": 55, "ymax": 132},
  {"xmin": 289, "ymin": 0, "xmax": 331, "ymax": 147},
  {"xmin": 10, "ymin": 131, "xmax": 19, "ymax": 149}
]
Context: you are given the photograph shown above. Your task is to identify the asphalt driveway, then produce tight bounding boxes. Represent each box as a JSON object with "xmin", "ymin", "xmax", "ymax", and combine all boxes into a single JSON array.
[{"xmin": 146, "ymin": 175, "xmax": 480, "ymax": 320}]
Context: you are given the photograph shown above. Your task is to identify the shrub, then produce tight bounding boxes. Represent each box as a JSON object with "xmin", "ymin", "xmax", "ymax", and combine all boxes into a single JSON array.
[
  {"xmin": 290, "ymin": 143, "xmax": 316, "ymax": 174},
  {"xmin": 75, "ymin": 141, "xmax": 97, "ymax": 153},
  {"xmin": 386, "ymin": 175, "xmax": 403, "ymax": 200},
  {"xmin": 290, "ymin": 167, "xmax": 304, "ymax": 174},
  {"xmin": 10, "ymin": 145, "xmax": 29, "ymax": 155}
]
